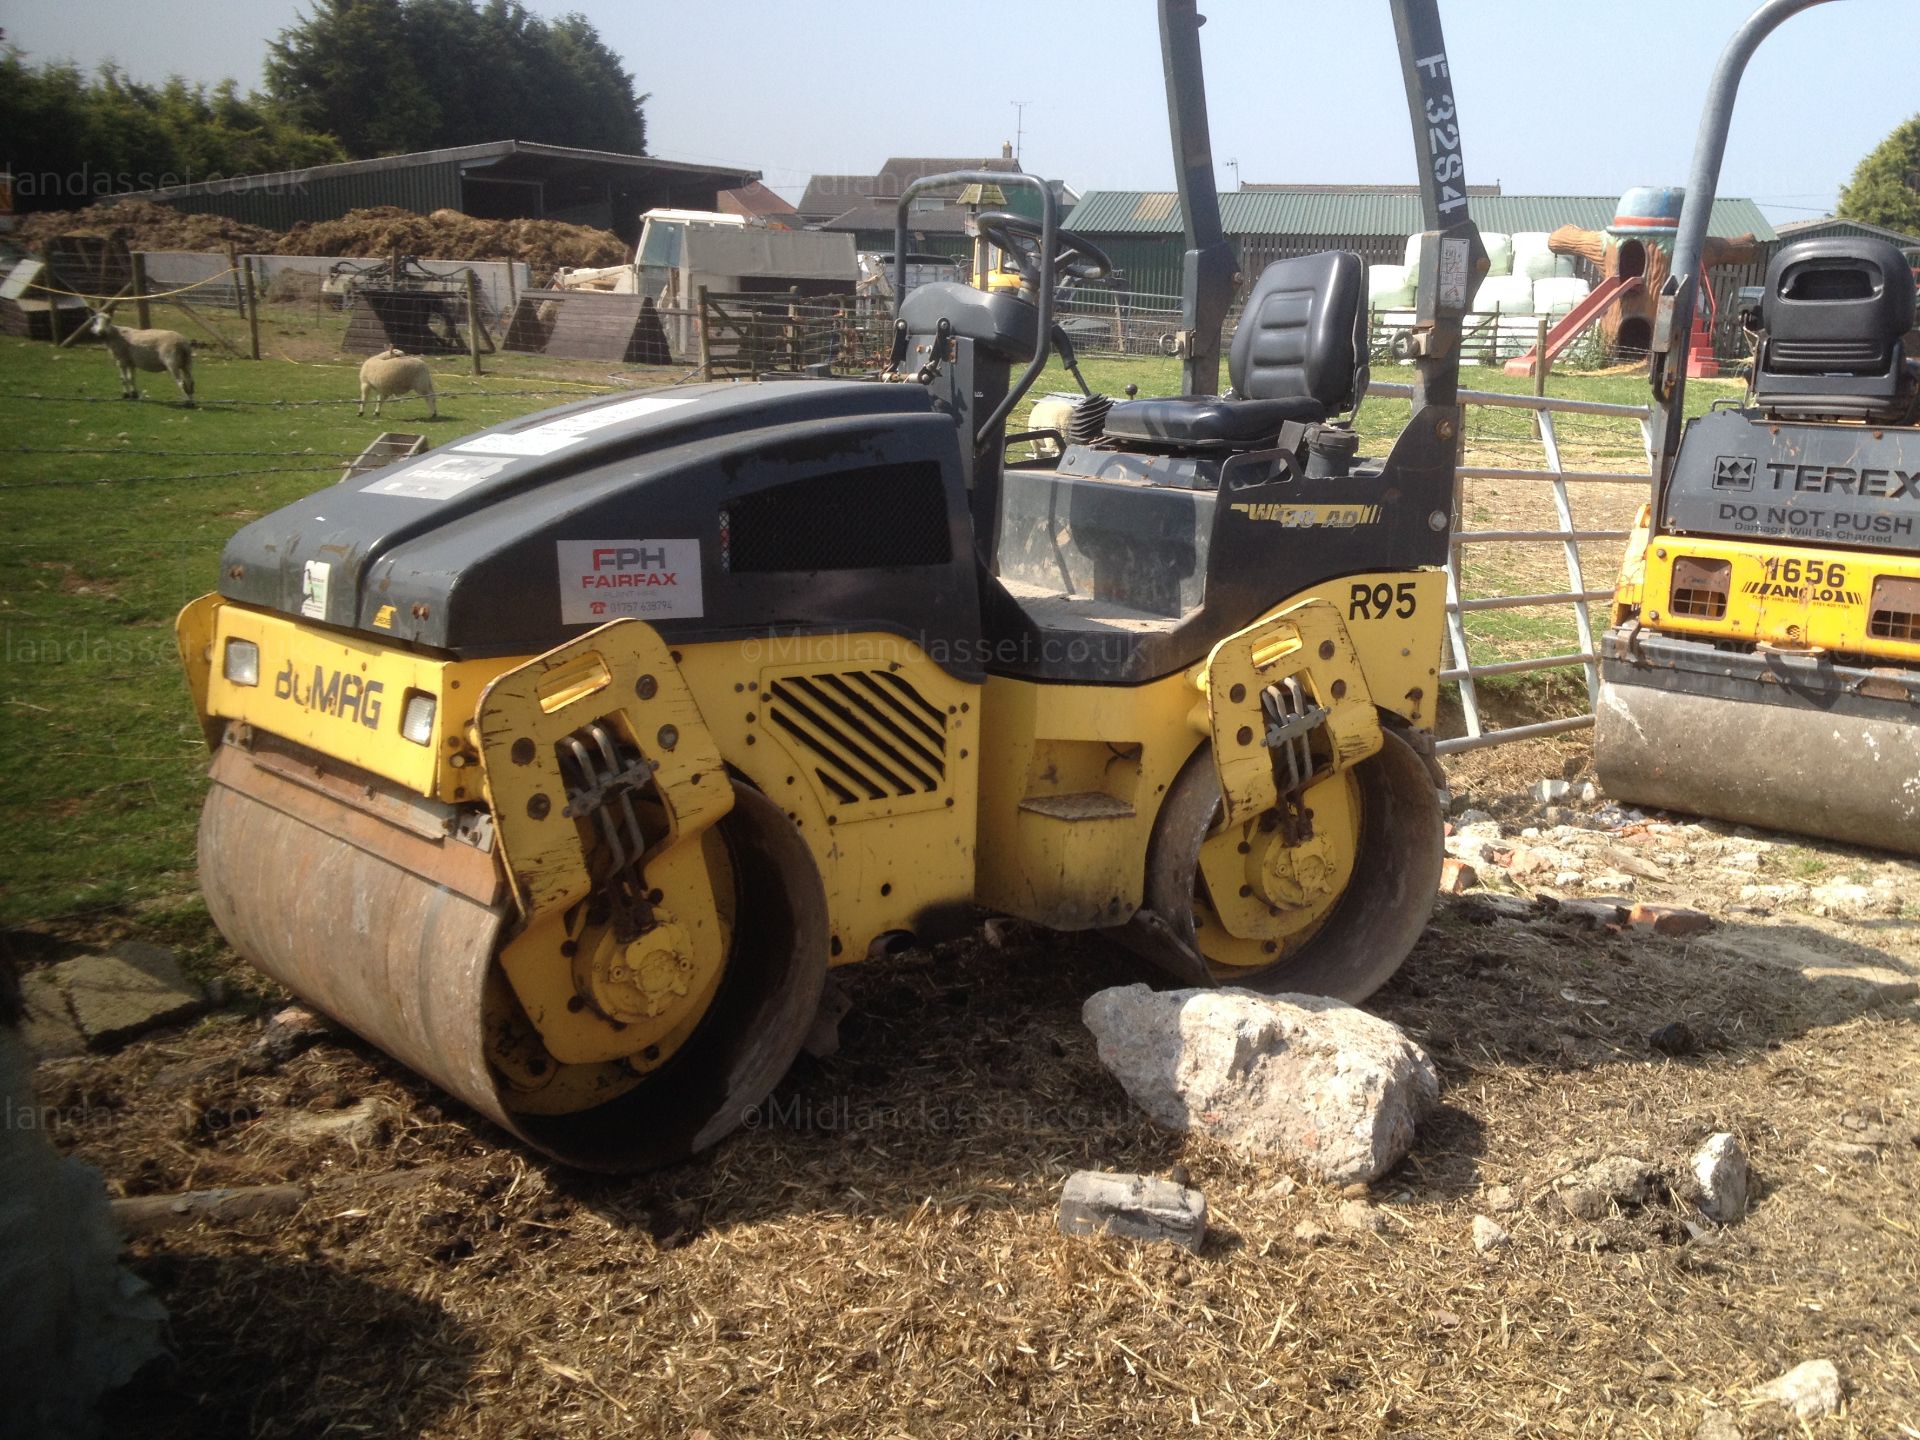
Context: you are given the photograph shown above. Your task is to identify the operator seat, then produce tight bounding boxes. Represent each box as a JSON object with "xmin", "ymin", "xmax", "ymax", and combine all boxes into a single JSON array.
[
  {"xmin": 1751, "ymin": 236, "xmax": 1916, "ymax": 422},
  {"xmin": 1099, "ymin": 250, "xmax": 1369, "ymax": 449}
]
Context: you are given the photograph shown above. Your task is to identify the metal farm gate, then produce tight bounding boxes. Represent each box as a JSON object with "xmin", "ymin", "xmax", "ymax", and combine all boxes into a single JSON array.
[{"xmin": 1372, "ymin": 382, "xmax": 1654, "ymax": 754}]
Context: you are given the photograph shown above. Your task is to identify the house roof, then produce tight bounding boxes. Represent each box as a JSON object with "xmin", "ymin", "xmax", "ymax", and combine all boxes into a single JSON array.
[
  {"xmin": 716, "ymin": 179, "xmax": 799, "ymax": 223},
  {"xmin": 798, "ymin": 174, "xmax": 883, "ymax": 217},
  {"xmin": 139, "ymin": 139, "xmax": 756, "ymax": 201},
  {"xmin": 1064, "ymin": 190, "xmax": 1778, "ymax": 242},
  {"xmin": 799, "ymin": 155, "xmax": 1021, "ymax": 216},
  {"xmin": 818, "ymin": 204, "xmax": 973, "ymax": 236},
  {"xmin": 1775, "ymin": 215, "xmax": 1920, "ymax": 249}
]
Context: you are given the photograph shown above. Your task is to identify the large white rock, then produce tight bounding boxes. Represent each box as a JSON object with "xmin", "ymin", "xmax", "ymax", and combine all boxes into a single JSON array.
[{"xmin": 1081, "ymin": 985, "xmax": 1438, "ymax": 1184}]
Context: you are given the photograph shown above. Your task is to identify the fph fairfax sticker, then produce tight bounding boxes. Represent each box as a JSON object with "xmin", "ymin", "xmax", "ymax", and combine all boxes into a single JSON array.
[
  {"xmin": 557, "ymin": 539, "xmax": 703, "ymax": 625},
  {"xmin": 1712, "ymin": 455, "xmax": 1755, "ymax": 491}
]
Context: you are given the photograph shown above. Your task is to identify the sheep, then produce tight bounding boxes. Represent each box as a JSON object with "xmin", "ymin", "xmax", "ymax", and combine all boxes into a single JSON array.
[
  {"xmin": 357, "ymin": 347, "xmax": 438, "ymax": 419},
  {"xmin": 89, "ymin": 312, "xmax": 195, "ymax": 405}
]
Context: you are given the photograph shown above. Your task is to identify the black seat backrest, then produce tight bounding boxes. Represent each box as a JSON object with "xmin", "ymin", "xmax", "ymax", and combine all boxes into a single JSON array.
[
  {"xmin": 1760, "ymin": 236, "xmax": 1914, "ymax": 374},
  {"xmin": 1753, "ymin": 237, "xmax": 1915, "ymax": 420},
  {"xmin": 1227, "ymin": 251, "xmax": 1368, "ymax": 411},
  {"xmin": 898, "ymin": 281, "xmax": 1040, "ymax": 362}
]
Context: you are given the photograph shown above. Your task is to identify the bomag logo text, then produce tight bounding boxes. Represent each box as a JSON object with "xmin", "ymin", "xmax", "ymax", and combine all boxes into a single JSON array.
[
  {"xmin": 1231, "ymin": 503, "xmax": 1382, "ymax": 528},
  {"xmin": 274, "ymin": 661, "xmax": 385, "ymax": 729}
]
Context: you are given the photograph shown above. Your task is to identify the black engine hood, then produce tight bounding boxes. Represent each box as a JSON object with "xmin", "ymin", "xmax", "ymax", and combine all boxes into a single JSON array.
[{"xmin": 217, "ymin": 379, "xmax": 981, "ymax": 664}]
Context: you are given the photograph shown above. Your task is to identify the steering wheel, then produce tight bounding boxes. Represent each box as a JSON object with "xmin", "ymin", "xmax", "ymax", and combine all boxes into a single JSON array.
[{"xmin": 974, "ymin": 211, "xmax": 1114, "ymax": 286}]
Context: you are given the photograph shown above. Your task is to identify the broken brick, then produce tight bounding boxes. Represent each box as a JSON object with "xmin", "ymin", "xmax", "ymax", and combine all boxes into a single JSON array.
[{"xmin": 1628, "ymin": 903, "xmax": 1714, "ymax": 937}]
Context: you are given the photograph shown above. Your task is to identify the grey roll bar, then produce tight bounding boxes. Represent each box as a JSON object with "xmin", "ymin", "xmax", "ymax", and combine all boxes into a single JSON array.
[
  {"xmin": 1648, "ymin": 0, "xmax": 1838, "ymax": 504},
  {"xmin": 1157, "ymin": 0, "xmax": 1236, "ymax": 398},
  {"xmin": 893, "ymin": 169, "xmax": 1057, "ymax": 451}
]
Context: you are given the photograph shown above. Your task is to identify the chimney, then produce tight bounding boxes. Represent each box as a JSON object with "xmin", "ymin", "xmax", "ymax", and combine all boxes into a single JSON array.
[{"xmin": 1002, "ymin": 141, "xmax": 1014, "ymax": 160}]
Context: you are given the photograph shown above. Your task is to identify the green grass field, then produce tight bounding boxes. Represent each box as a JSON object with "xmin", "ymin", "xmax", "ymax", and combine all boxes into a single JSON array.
[
  {"xmin": 0, "ymin": 332, "xmax": 1729, "ymax": 943},
  {"xmin": 0, "ymin": 337, "xmax": 630, "ymax": 939}
]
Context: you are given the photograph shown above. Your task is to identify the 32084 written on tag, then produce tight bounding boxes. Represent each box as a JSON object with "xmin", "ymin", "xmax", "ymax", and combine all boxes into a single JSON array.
[{"xmin": 557, "ymin": 540, "xmax": 704, "ymax": 625}]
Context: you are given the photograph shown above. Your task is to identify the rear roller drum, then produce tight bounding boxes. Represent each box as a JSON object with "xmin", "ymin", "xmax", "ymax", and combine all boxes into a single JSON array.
[{"xmin": 1133, "ymin": 724, "xmax": 1445, "ymax": 1002}]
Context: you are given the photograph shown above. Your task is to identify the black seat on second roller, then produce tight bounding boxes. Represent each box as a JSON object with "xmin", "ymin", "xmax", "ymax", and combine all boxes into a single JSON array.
[
  {"xmin": 1101, "ymin": 250, "xmax": 1369, "ymax": 449},
  {"xmin": 1752, "ymin": 237, "xmax": 1916, "ymax": 421}
]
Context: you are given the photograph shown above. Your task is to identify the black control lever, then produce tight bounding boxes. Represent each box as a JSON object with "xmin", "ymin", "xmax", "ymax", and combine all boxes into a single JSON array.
[{"xmin": 1050, "ymin": 324, "xmax": 1091, "ymax": 396}]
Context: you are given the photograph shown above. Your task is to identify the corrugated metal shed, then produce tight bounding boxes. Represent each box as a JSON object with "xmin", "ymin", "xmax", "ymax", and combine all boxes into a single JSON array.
[
  {"xmin": 134, "ymin": 141, "xmax": 757, "ymax": 243},
  {"xmin": 1065, "ymin": 190, "xmax": 1777, "ymax": 242}
]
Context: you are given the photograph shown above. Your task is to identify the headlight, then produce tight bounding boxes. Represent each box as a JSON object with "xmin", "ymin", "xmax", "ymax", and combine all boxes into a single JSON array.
[
  {"xmin": 223, "ymin": 638, "xmax": 260, "ymax": 686},
  {"xmin": 400, "ymin": 690, "xmax": 437, "ymax": 746}
]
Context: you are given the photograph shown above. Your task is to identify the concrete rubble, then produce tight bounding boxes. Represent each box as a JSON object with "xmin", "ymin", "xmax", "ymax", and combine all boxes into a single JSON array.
[
  {"xmin": 21, "ymin": 942, "xmax": 205, "ymax": 1057},
  {"xmin": 1554, "ymin": 1154, "xmax": 1660, "ymax": 1220},
  {"xmin": 1056, "ymin": 1170, "xmax": 1206, "ymax": 1251},
  {"xmin": 1752, "ymin": 1358, "xmax": 1842, "ymax": 1422},
  {"xmin": 1690, "ymin": 1133, "xmax": 1750, "ymax": 1224},
  {"xmin": 1082, "ymin": 985, "xmax": 1438, "ymax": 1184}
]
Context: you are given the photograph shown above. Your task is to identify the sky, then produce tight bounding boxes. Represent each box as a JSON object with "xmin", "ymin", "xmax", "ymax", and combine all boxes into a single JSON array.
[{"xmin": 1, "ymin": 0, "xmax": 1911, "ymax": 224}]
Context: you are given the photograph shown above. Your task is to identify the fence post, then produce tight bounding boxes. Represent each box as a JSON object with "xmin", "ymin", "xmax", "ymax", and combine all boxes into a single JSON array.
[
  {"xmin": 130, "ymin": 251, "xmax": 151, "ymax": 330},
  {"xmin": 465, "ymin": 270, "xmax": 483, "ymax": 377},
  {"xmin": 42, "ymin": 251, "xmax": 76, "ymax": 345},
  {"xmin": 242, "ymin": 257, "xmax": 262, "ymax": 361},
  {"xmin": 1532, "ymin": 315, "xmax": 1550, "ymax": 437},
  {"xmin": 787, "ymin": 285, "xmax": 801, "ymax": 373},
  {"xmin": 696, "ymin": 284, "xmax": 712, "ymax": 381}
]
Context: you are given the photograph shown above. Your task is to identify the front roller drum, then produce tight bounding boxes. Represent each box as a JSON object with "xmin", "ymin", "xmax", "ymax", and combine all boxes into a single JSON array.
[
  {"xmin": 1596, "ymin": 678, "xmax": 1920, "ymax": 858},
  {"xmin": 1128, "ymin": 725, "xmax": 1445, "ymax": 1002},
  {"xmin": 199, "ymin": 755, "xmax": 827, "ymax": 1170}
]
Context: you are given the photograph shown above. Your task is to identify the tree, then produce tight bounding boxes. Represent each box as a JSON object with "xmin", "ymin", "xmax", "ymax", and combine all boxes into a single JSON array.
[
  {"xmin": 1838, "ymin": 115, "xmax": 1920, "ymax": 235},
  {"xmin": 265, "ymin": 0, "xmax": 647, "ymax": 159},
  {"xmin": 0, "ymin": 48, "xmax": 344, "ymax": 213}
]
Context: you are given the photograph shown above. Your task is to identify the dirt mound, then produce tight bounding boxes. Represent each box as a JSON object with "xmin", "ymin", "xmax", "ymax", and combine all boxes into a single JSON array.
[
  {"xmin": 12, "ymin": 201, "xmax": 629, "ymax": 280},
  {"xmin": 276, "ymin": 207, "xmax": 628, "ymax": 275},
  {"xmin": 14, "ymin": 200, "xmax": 279, "ymax": 254}
]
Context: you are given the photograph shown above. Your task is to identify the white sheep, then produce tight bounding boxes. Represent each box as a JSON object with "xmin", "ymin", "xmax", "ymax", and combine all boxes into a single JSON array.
[
  {"xmin": 89, "ymin": 312, "xmax": 195, "ymax": 405},
  {"xmin": 357, "ymin": 347, "xmax": 438, "ymax": 419}
]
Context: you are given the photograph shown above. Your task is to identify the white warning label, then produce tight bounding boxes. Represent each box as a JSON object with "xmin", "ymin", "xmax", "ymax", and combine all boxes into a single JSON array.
[
  {"xmin": 362, "ymin": 452, "xmax": 513, "ymax": 501},
  {"xmin": 299, "ymin": 559, "xmax": 330, "ymax": 618},
  {"xmin": 1438, "ymin": 237, "xmax": 1470, "ymax": 310},
  {"xmin": 557, "ymin": 539, "xmax": 704, "ymax": 625}
]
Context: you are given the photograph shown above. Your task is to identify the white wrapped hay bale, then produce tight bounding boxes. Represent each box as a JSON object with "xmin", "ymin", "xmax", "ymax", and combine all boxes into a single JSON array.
[
  {"xmin": 1472, "ymin": 273, "xmax": 1535, "ymax": 315},
  {"xmin": 1480, "ymin": 231, "xmax": 1513, "ymax": 276},
  {"xmin": 1532, "ymin": 276, "xmax": 1592, "ymax": 317},
  {"xmin": 1512, "ymin": 231, "xmax": 1576, "ymax": 281},
  {"xmin": 1368, "ymin": 263, "xmax": 1415, "ymax": 310}
]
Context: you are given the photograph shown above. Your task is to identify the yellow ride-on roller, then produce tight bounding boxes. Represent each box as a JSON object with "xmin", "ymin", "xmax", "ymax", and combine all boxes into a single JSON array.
[
  {"xmin": 177, "ymin": 0, "xmax": 1487, "ymax": 1169},
  {"xmin": 1595, "ymin": 0, "xmax": 1920, "ymax": 854}
]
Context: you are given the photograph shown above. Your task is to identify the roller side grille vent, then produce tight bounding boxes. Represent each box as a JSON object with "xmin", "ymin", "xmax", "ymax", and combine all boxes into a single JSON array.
[
  {"xmin": 767, "ymin": 669, "xmax": 948, "ymax": 804},
  {"xmin": 1868, "ymin": 575, "xmax": 1920, "ymax": 642},
  {"xmin": 1669, "ymin": 557, "xmax": 1731, "ymax": 619}
]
